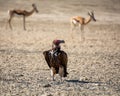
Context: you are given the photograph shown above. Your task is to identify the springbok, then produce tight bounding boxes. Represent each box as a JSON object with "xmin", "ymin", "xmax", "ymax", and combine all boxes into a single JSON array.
[
  {"xmin": 8, "ymin": 4, "xmax": 38, "ymax": 30},
  {"xmin": 71, "ymin": 11, "xmax": 96, "ymax": 40},
  {"xmin": 43, "ymin": 50, "xmax": 68, "ymax": 81}
]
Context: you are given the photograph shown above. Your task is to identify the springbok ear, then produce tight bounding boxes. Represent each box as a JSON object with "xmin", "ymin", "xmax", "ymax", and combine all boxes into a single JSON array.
[
  {"xmin": 88, "ymin": 12, "xmax": 91, "ymax": 16},
  {"xmin": 91, "ymin": 10, "xmax": 94, "ymax": 15},
  {"xmin": 32, "ymin": 3, "xmax": 36, "ymax": 7}
]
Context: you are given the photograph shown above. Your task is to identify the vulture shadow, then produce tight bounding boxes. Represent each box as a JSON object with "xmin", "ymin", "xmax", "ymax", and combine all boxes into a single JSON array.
[{"xmin": 65, "ymin": 79, "xmax": 104, "ymax": 84}]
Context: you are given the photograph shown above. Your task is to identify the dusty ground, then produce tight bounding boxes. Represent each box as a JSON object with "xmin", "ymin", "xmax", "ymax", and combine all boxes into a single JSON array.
[{"xmin": 0, "ymin": 0, "xmax": 120, "ymax": 96}]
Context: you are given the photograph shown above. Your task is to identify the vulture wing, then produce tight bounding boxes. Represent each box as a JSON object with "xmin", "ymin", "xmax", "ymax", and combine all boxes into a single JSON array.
[{"xmin": 43, "ymin": 50, "xmax": 51, "ymax": 68}]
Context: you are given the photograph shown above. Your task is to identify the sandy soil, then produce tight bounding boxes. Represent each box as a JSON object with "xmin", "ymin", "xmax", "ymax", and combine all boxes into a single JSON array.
[{"xmin": 0, "ymin": 0, "xmax": 120, "ymax": 96}]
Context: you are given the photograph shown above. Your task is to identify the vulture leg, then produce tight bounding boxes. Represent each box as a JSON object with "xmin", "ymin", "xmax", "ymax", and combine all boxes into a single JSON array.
[
  {"xmin": 51, "ymin": 67, "xmax": 56, "ymax": 81},
  {"xmin": 59, "ymin": 66, "xmax": 64, "ymax": 82}
]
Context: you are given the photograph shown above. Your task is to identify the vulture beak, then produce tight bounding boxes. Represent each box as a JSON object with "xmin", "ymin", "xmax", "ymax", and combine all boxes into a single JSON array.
[{"xmin": 60, "ymin": 40, "xmax": 65, "ymax": 43}]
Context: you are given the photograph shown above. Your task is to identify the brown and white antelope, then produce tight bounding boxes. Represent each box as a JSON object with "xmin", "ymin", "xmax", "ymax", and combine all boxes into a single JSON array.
[
  {"xmin": 8, "ymin": 4, "xmax": 38, "ymax": 30},
  {"xmin": 71, "ymin": 11, "xmax": 96, "ymax": 40}
]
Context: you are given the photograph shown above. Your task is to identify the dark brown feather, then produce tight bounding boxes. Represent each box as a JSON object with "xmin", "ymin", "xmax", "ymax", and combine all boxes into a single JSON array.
[{"xmin": 43, "ymin": 50, "xmax": 68, "ymax": 77}]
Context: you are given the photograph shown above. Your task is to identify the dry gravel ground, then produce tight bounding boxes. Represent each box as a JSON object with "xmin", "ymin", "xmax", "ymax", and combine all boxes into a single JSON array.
[{"xmin": 0, "ymin": 0, "xmax": 120, "ymax": 96}]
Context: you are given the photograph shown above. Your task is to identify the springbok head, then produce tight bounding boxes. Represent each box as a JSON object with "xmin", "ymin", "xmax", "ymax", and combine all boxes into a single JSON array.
[
  {"xmin": 88, "ymin": 11, "xmax": 96, "ymax": 22},
  {"xmin": 32, "ymin": 4, "xmax": 39, "ymax": 13}
]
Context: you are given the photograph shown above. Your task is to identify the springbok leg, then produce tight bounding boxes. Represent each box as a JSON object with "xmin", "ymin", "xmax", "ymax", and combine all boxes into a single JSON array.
[{"xmin": 23, "ymin": 16, "xmax": 26, "ymax": 30}]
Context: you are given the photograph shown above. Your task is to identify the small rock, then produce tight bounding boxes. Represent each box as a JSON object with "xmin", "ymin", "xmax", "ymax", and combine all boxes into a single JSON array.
[
  {"xmin": 41, "ymin": 93, "xmax": 53, "ymax": 96},
  {"xmin": 43, "ymin": 84, "xmax": 51, "ymax": 87}
]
